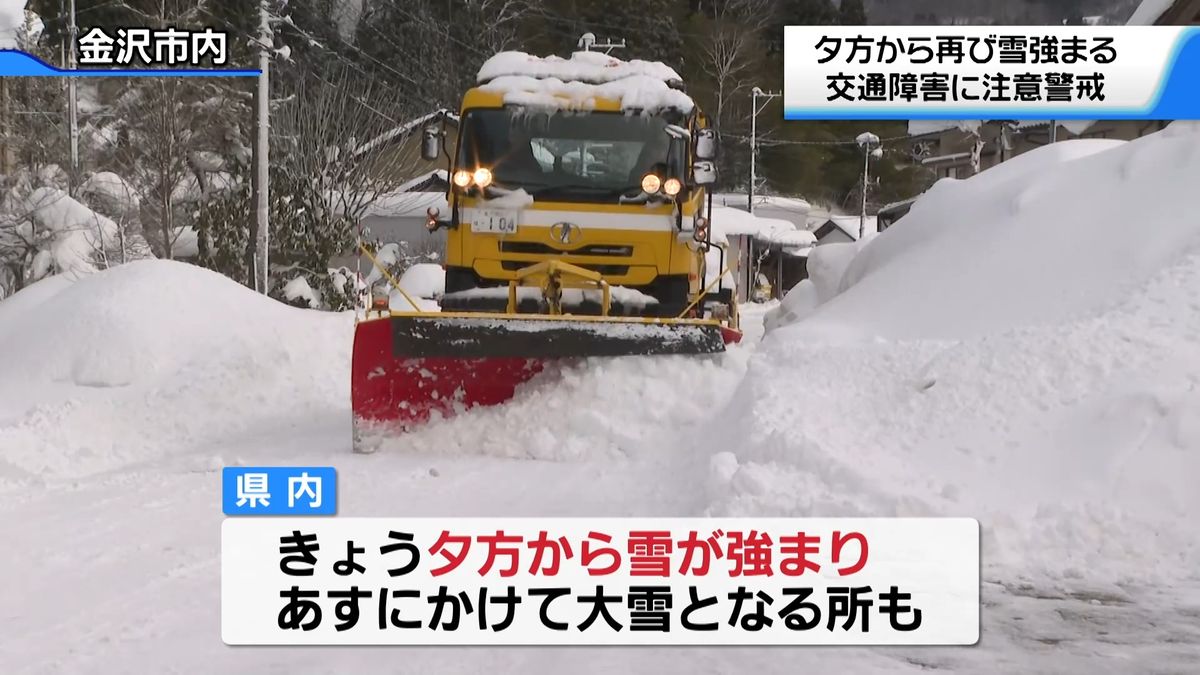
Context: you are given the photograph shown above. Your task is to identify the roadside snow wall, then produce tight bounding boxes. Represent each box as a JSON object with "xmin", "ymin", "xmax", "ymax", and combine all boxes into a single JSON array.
[
  {"xmin": 724, "ymin": 124, "xmax": 1200, "ymax": 585},
  {"xmin": 0, "ymin": 261, "xmax": 351, "ymax": 479}
]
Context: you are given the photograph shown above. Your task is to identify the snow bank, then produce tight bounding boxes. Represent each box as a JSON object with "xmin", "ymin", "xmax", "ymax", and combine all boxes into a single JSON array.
[
  {"xmin": 389, "ymin": 263, "xmax": 444, "ymax": 311},
  {"xmin": 397, "ymin": 263, "xmax": 444, "ymax": 299},
  {"xmin": 717, "ymin": 124, "xmax": 1200, "ymax": 586},
  {"xmin": 780, "ymin": 136, "xmax": 1132, "ymax": 340},
  {"xmin": 762, "ymin": 242, "xmax": 858, "ymax": 332},
  {"xmin": 0, "ymin": 260, "xmax": 350, "ymax": 479}
]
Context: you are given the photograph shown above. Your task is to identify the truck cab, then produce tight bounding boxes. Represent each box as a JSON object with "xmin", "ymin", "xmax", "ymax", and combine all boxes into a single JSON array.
[{"xmin": 421, "ymin": 51, "xmax": 727, "ymax": 321}]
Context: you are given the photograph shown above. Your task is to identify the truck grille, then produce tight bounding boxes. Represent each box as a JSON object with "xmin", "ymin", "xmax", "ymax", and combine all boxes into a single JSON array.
[
  {"xmin": 499, "ymin": 242, "xmax": 634, "ymax": 257},
  {"xmin": 500, "ymin": 261, "xmax": 630, "ymax": 276}
]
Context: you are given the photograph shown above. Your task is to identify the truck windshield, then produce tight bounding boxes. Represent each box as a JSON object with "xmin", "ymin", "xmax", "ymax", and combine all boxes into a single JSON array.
[{"xmin": 456, "ymin": 108, "xmax": 683, "ymax": 202}]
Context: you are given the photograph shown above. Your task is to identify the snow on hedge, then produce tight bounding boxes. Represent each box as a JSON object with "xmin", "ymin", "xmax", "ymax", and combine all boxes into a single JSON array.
[
  {"xmin": 79, "ymin": 171, "xmax": 139, "ymax": 213},
  {"xmin": 477, "ymin": 51, "xmax": 693, "ymax": 113},
  {"xmin": 21, "ymin": 187, "xmax": 121, "ymax": 277},
  {"xmin": 728, "ymin": 123, "xmax": 1200, "ymax": 586}
]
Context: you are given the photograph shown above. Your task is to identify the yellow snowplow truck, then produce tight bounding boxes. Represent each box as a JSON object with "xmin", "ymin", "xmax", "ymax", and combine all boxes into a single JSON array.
[{"xmin": 351, "ymin": 50, "xmax": 740, "ymax": 443}]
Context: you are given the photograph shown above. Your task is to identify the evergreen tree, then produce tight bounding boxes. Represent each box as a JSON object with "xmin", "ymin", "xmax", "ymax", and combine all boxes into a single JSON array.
[
  {"xmin": 838, "ymin": 0, "xmax": 868, "ymax": 25},
  {"xmin": 586, "ymin": 0, "xmax": 686, "ymax": 70},
  {"xmin": 776, "ymin": 0, "xmax": 839, "ymax": 25},
  {"xmin": 767, "ymin": 0, "xmax": 839, "ymax": 53}
]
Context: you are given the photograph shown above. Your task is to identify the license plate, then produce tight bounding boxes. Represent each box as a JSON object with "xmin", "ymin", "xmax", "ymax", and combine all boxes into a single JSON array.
[{"xmin": 470, "ymin": 209, "xmax": 518, "ymax": 234}]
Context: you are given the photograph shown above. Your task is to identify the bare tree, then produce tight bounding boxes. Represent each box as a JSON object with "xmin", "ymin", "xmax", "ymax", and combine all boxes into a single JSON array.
[
  {"xmin": 695, "ymin": 0, "xmax": 773, "ymax": 134},
  {"xmin": 106, "ymin": 79, "xmax": 219, "ymax": 259},
  {"xmin": 273, "ymin": 65, "xmax": 425, "ymax": 240},
  {"xmin": 265, "ymin": 63, "xmax": 429, "ymax": 308}
]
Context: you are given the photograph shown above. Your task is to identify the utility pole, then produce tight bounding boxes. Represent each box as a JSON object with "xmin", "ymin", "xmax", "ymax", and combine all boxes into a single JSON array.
[
  {"xmin": 578, "ymin": 33, "xmax": 625, "ymax": 54},
  {"xmin": 856, "ymin": 132, "xmax": 881, "ymax": 241},
  {"xmin": 1049, "ymin": 120, "xmax": 1058, "ymax": 144},
  {"xmin": 67, "ymin": 0, "xmax": 80, "ymax": 194},
  {"xmin": 252, "ymin": 0, "xmax": 271, "ymax": 294},
  {"xmin": 748, "ymin": 87, "xmax": 779, "ymax": 214},
  {"xmin": 0, "ymin": 79, "xmax": 12, "ymax": 176}
]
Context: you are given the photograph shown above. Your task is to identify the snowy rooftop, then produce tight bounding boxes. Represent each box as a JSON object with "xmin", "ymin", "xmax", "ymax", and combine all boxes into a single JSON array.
[
  {"xmin": 710, "ymin": 205, "xmax": 816, "ymax": 255},
  {"xmin": 475, "ymin": 51, "xmax": 693, "ymax": 113},
  {"xmin": 712, "ymin": 193, "xmax": 813, "ymax": 215},
  {"xmin": 908, "ymin": 119, "xmax": 1096, "ymax": 137},
  {"xmin": 362, "ymin": 190, "xmax": 448, "ymax": 219},
  {"xmin": 394, "ymin": 169, "xmax": 448, "ymax": 194},
  {"xmin": 356, "ymin": 109, "xmax": 458, "ymax": 157},
  {"xmin": 823, "ymin": 214, "xmax": 878, "ymax": 240}
]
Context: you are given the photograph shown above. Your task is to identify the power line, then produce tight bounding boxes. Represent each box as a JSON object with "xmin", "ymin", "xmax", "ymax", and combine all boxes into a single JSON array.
[
  {"xmin": 368, "ymin": 0, "xmax": 500, "ymax": 62},
  {"xmin": 725, "ymin": 132, "xmax": 912, "ymax": 146},
  {"xmin": 195, "ymin": 6, "xmax": 429, "ymax": 121}
]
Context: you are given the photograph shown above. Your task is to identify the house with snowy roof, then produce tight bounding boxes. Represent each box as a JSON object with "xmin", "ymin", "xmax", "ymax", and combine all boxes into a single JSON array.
[
  {"xmin": 358, "ymin": 109, "xmax": 460, "ymax": 183},
  {"xmin": 906, "ymin": 0, "xmax": 1198, "ymax": 181},
  {"xmin": 809, "ymin": 214, "xmax": 878, "ymax": 245},
  {"xmin": 908, "ymin": 116, "xmax": 1176, "ymax": 181}
]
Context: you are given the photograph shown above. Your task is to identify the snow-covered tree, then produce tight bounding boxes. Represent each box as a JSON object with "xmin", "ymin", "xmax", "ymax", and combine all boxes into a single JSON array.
[{"xmin": 266, "ymin": 64, "xmax": 426, "ymax": 309}]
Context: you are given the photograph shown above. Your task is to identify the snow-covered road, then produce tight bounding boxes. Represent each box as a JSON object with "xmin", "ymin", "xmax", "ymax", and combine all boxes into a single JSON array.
[{"xmin": 1, "ymin": 297, "xmax": 1196, "ymax": 673}]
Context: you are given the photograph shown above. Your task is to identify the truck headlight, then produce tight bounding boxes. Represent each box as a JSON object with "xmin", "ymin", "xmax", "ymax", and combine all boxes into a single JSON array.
[
  {"xmin": 452, "ymin": 169, "xmax": 473, "ymax": 188},
  {"xmin": 473, "ymin": 167, "xmax": 493, "ymax": 188},
  {"xmin": 641, "ymin": 173, "xmax": 661, "ymax": 194},
  {"xmin": 662, "ymin": 177, "xmax": 682, "ymax": 197}
]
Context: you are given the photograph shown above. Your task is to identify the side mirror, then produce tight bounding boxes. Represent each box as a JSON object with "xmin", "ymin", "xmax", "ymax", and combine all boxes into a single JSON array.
[
  {"xmin": 420, "ymin": 127, "xmax": 441, "ymax": 162},
  {"xmin": 695, "ymin": 128, "xmax": 718, "ymax": 160},
  {"xmin": 693, "ymin": 160, "xmax": 717, "ymax": 186}
]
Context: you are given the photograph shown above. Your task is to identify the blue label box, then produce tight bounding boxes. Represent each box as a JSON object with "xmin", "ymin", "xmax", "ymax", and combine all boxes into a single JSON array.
[{"xmin": 222, "ymin": 467, "xmax": 337, "ymax": 516}]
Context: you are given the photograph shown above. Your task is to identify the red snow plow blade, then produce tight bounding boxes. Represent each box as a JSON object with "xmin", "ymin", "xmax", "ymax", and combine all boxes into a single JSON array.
[{"xmin": 351, "ymin": 311, "xmax": 741, "ymax": 450}]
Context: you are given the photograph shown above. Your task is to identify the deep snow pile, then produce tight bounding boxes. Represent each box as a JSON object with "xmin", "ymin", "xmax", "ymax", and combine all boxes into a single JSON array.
[
  {"xmin": 0, "ymin": 258, "xmax": 747, "ymax": 482},
  {"xmin": 0, "ymin": 260, "xmax": 351, "ymax": 480},
  {"xmin": 730, "ymin": 124, "xmax": 1200, "ymax": 585}
]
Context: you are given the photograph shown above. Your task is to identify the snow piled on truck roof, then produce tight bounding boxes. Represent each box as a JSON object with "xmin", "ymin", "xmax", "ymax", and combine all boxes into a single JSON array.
[
  {"xmin": 478, "ymin": 50, "xmax": 683, "ymax": 85},
  {"xmin": 476, "ymin": 51, "xmax": 694, "ymax": 113}
]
